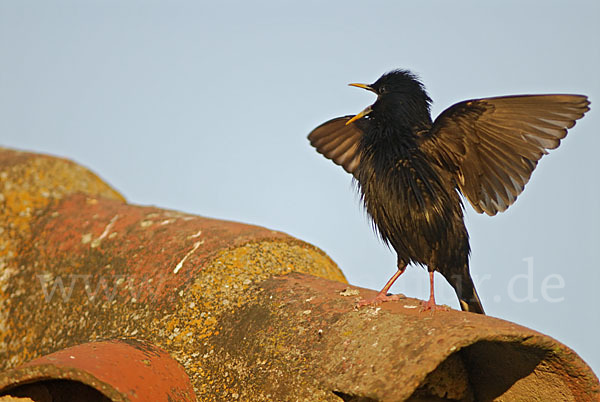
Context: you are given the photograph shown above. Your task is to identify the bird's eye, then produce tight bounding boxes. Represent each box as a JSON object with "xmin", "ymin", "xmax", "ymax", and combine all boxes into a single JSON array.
[{"xmin": 379, "ymin": 86, "xmax": 387, "ymax": 94}]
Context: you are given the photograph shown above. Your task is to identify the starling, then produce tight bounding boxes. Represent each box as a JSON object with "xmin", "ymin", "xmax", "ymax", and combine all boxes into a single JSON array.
[{"xmin": 308, "ymin": 69, "xmax": 589, "ymax": 314}]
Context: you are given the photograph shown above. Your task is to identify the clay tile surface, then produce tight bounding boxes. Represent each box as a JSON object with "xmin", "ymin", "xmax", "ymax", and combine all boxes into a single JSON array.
[
  {"xmin": 0, "ymin": 339, "xmax": 194, "ymax": 401},
  {"xmin": 0, "ymin": 147, "xmax": 598, "ymax": 401}
]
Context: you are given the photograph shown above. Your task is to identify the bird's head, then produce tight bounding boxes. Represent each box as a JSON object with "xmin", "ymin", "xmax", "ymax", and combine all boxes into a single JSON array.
[{"xmin": 346, "ymin": 69, "xmax": 432, "ymax": 127}]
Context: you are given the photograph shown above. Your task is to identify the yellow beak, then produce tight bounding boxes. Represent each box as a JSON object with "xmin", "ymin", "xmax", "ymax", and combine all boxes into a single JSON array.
[
  {"xmin": 346, "ymin": 83, "xmax": 376, "ymax": 125},
  {"xmin": 345, "ymin": 105, "xmax": 372, "ymax": 125},
  {"xmin": 348, "ymin": 83, "xmax": 375, "ymax": 92}
]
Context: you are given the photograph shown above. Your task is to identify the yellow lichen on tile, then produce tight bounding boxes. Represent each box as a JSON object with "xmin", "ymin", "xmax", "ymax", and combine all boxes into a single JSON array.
[
  {"xmin": 159, "ymin": 240, "xmax": 346, "ymax": 400},
  {"xmin": 0, "ymin": 150, "xmax": 124, "ymax": 355}
]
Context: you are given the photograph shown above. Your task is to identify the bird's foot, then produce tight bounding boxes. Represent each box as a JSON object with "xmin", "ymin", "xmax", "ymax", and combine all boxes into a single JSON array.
[
  {"xmin": 356, "ymin": 292, "xmax": 404, "ymax": 308},
  {"xmin": 420, "ymin": 298, "xmax": 449, "ymax": 313}
]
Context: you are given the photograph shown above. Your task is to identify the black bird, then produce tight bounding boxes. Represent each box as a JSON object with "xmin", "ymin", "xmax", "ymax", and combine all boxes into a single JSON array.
[{"xmin": 308, "ymin": 69, "xmax": 589, "ymax": 314}]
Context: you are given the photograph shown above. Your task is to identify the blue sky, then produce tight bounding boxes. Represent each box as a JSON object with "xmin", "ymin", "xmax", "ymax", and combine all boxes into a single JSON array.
[{"xmin": 2, "ymin": 1, "xmax": 599, "ymax": 375}]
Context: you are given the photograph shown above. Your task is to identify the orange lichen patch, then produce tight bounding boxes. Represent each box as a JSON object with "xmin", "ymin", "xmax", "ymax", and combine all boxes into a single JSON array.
[
  {"xmin": 0, "ymin": 148, "xmax": 33, "ymax": 166},
  {"xmin": 0, "ymin": 159, "xmax": 347, "ymax": 396},
  {"xmin": 2, "ymin": 237, "xmax": 345, "ymax": 395},
  {"xmin": 0, "ymin": 155, "xmax": 123, "ymax": 257},
  {"xmin": 4, "ymin": 148, "xmax": 595, "ymax": 400},
  {"xmin": 190, "ymin": 273, "xmax": 600, "ymax": 401},
  {"xmin": 0, "ymin": 149, "xmax": 124, "ymax": 357},
  {"xmin": 0, "ymin": 148, "xmax": 124, "ymax": 259},
  {"xmin": 1, "ymin": 190, "xmax": 50, "ymax": 250},
  {"xmin": 1, "ymin": 185, "xmax": 347, "ymax": 392},
  {"xmin": 26, "ymin": 193, "xmax": 344, "ymax": 306},
  {"xmin": 162, "ymin": 242, "xmax": 346, "ymax": 393}
]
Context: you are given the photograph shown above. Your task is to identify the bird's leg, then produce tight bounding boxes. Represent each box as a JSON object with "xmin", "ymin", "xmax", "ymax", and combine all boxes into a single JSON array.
[
  {"xmin": 356, "ymin": 264, "xmax": 406, "ymax": 307},
  {"xmin": 421, "ymin": 271, "xmax": 448, "ymax": 312}
]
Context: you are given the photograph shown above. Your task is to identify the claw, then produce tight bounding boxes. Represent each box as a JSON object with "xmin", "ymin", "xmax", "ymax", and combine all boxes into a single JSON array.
[{"xmin": 420, "ymin": 298, "xmax": 449, "ymax": 313}]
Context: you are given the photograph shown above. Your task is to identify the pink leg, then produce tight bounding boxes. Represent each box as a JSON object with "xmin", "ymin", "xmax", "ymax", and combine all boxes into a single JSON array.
[
  {"xmin": 421, "ymin": 271, "xmax": 448, "ymax": 312},
  {"xmin": 357, "ymin": 265, "xmax": 406, "ymax": 307}
]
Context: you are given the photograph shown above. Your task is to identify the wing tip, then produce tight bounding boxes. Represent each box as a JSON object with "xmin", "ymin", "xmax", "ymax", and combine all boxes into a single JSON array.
[{"xmin": 308, "ymin": 116, "xmax": 362, "ymax": 176}]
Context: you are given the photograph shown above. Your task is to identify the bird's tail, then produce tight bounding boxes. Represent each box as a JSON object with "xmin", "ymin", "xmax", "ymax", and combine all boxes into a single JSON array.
[
  {"xmin": 458, "ymin": 284, "xmax": 485, "ymax": 314},
  {"xmin": 444, "ymin": 269, "xmax": 485, "ymax": 315}
]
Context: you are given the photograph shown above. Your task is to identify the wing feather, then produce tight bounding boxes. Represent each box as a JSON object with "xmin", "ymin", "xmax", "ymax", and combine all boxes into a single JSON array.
[
  {"xmin": 420, "ymin": 94, "xmax": 589, "ymax": 215},
  {"xmin": 307, "ymin": 116, "xmax": 363, "ymax": 176}
]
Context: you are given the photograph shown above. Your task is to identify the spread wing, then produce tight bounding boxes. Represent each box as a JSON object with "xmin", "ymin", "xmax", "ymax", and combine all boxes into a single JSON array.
[
  {"xmin": 307, "ymin": 116, "xmax": 363, "ymax": 176},
  {"xmin": 420, "ymin": 95, "xmax": 589, "ymax": 216}
]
